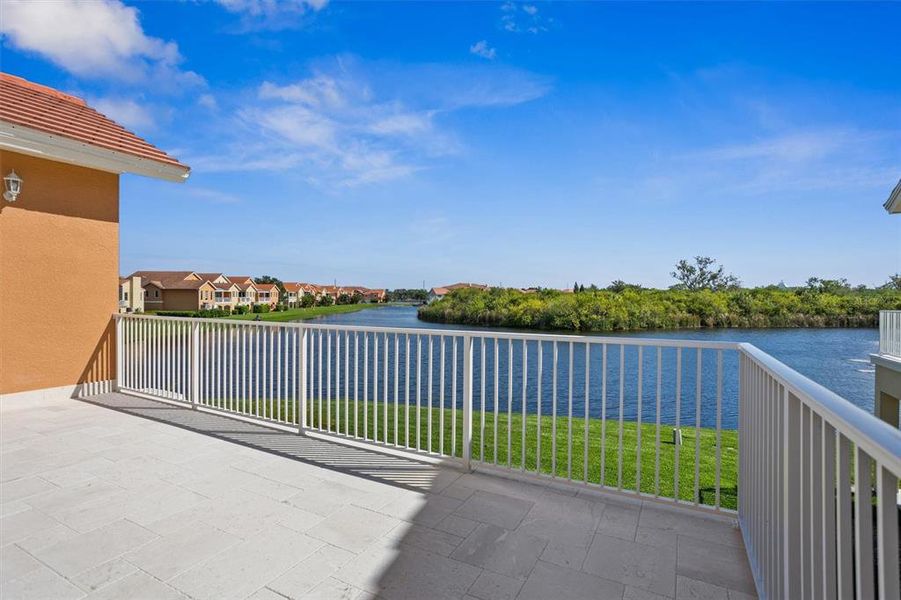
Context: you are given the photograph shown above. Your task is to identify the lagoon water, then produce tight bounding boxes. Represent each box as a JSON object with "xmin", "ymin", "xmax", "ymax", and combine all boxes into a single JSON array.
[{"xmin": 306, "ymin": 305, "xmax": 878, "ymax": 430}]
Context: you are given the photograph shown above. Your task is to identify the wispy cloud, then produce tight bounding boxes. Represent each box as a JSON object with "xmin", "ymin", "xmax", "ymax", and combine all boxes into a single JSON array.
[
  {"xmin": 470, "ymin": 40, "xmax": 497, "ymax": 60},
  {"xmin": 0, "ymin": 0, "xmax": 203, "ymax": 89},
  {"xmin": 184, "ymin": 187, "xmax": 244, "ymax": 204},
  {"xmin": 615, "ymin": 127, "xmax": 901, "ymax": 202},
  {"xmin": 188, "ymin": 58, "xmax": 551, "ymax": 187},
  {"xmin": 500, "ymin": 2, "xmax": 550, "ymax": 34},
  {"xmin": 215, "ymin": 0, "xmax": 328, "ymax": 31}
]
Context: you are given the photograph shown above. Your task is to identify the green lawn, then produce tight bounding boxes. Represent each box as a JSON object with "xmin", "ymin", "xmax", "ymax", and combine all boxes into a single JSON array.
[
  {"xmin": 207, "ymin": 396, "xmax": 737, "ymax": 509},
  {"xmin": 225, "ymin": 303, "xmax": 388, "ymax": 322}
]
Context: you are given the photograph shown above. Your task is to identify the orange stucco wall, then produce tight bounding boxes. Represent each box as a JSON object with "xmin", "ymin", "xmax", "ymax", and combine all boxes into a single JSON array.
[{"xmin": 0, "ymin": 150, "xmax": 118, "ymax": 395}]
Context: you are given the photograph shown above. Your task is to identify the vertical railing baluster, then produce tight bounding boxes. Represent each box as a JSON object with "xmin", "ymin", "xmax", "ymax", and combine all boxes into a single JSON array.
[
  {"xmin": 480, "ymin": 337, "xmax": 486, "ymax": 462},
  {"xmin": 452, "ymin": 337, "xmax": 457, "ymax": 457},
  {"xmin": 854, "ymin": 447, "xmax": 874, "ymax": 600},
  {"xmin": 537, "ymin": 341, "xmax": 543, "ymax": 475},
  {"xmin": 715, "ymin": 349, "xmax": 722, "ymax": 509},
  {"xmin": 115, "ymin": 317, "xmax": 123, "ymax": 391},
  {"xmin": 345, "ymin": 331, "xmax": 350, "ymax": 435},
  {"xmin": 552, "ymin": 341, "xmax": 557, "ymax": 477},
  {"xmin": 636, "ymin": 346, "xmax": 643, "ymax": 494},
  {"xmin": 316, "ymin": 329, "xmax": 322, "ymax": 431},
  {"xmin": 191, "ymin": 320, "xmax": 200, "ymax": 407},
  {"xmin": 494, "ymin": 338, "xmax": 499, "ymax": 466},
  {"xmin": 600, "ymin": 343, "xmax": 607, "ymax": 487},
  {"xmin": 694, "ymin": 348, "xmax": 702, "ymax": 505},
  {"xmin": 783, "ymin": 389, "xmax": 802, "ymax": 599},
  {"xmin": 675, "ymin": 347, "xmax": 682, "ymax": 502},
  {"xmin": 428, "ymin": 335, "xmax": 434, "ymax": 452},
  {"xmin": 326, "ymin": 332, "xmax": 332, "ymax": 431},
  {"xmin": 416, "ymin": 335, "xmax": 421, "ymax": 450},
  {"xmin": 374, "ymin": 333, "xmax": 379, "ymax": 441},
  {"xmin": 655, "ymin": 346, "xmax": 661, "ymax": 497},
  {"xmin": 335, "ymin": 331, "xmax": 341, "ymax": 432},
  {"xmin": 383, "ymin": 332, "xmax": 389, "ymax": 444},
  {"xmin": 567, "ymin": 342, "xmax": 573, "ymax": 480},
  {"xmin": 584, "ymin": 343, "xmax": 590, "ymax": 484},
  {"xmin": 618, "ymin": 344, "xmax": 624, "ymax": 490},
  {"xmin": 394, "ymin": 333, "xmax": 399, "ymax": 447},
  {"xmin": 440, "ymin": 336, "xmax": 446, "ymax": 454},
  {"xmin": 521, "ymin": 339, "xmax": 527, "ymax": 471},
  {"xmin": 508, "ymin": 338, "xmax": 513, "ymax": 469},
  {"xmin": 462, "ymin": 334, "xmax": 473, "ymax": 470},
  {"xmin": 877, "ymin": 462, "xmax": 900, "ymax": 600},
  {"xmin": 406, "ymin": 334, "xmax": 411, "ymax": 449},
  {"xmin": 353, "ymin": 332, "xmax": 359, "ymax": 437}
]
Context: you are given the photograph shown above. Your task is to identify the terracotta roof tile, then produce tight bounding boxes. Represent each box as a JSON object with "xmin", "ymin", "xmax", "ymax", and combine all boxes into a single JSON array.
[{"xmin": 0, "ymin": 72, "xmax": 188, "ymax": 172}]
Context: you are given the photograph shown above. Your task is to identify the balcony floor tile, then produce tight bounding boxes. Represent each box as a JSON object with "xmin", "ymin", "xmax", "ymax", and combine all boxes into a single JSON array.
[{"xmin": 1, "ymin": 392, "xmax": 759, "ymax": 600}]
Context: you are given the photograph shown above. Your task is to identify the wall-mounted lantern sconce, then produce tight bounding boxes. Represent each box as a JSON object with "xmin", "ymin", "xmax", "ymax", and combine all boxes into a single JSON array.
[{"xmin": 4, "ymin": 170, "xmax": 23, "ymax": 202}]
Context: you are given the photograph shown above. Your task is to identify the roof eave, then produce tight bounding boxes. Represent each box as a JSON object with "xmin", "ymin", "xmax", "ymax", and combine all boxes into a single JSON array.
[
  {"xmin": 0, "ymin": 121, "xmax": 190, "ymax": 183},
  {"xmin": 884, "ymin": 179, "xmax": 901, "ymax": 214}
]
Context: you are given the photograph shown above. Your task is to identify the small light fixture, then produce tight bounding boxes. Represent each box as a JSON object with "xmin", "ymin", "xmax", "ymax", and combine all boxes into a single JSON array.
[{"xmin": 4, "ymin": 170, "xmax": 22, "ymax": 202}]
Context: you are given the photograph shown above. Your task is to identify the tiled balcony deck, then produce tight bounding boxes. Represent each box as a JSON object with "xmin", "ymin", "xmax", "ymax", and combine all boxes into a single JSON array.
[{"xmin": 1, "ymin": 393, "xmax": 757, "ymax": 600}]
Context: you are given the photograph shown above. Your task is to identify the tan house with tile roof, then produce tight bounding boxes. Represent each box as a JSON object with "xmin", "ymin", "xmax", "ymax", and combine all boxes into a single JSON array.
[
  {"xmin": 129, "ymin": 271, "xmax": 218, "ymax": 311},
  {"xmin": 283, "ymin": 282, "xmax": 305, "ymax": 306},
  {"xmin": 255, "ymin": 283, "xmax": 279, "ymax": 307},
  {"xmin": 0, "ymin": 73, "xmax": 189, "ymax": 396},
  {"xmin": 428, "ymin": 282, "xmax": 489, "ymax": 303},
  {"xmin": 229, "ymin": 276, "xmax": 258, "ymax": 306},
  {"xmin": 118, "ymin": 276, "xmax": 144, "ymax": 313}
]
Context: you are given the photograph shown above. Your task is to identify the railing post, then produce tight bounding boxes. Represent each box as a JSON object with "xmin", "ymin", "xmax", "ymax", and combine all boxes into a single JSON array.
[
  {"xmin": 191, "ymin": 321, "xmax": 200, "ymax": 409},
  {"xmin": 299, "ymin": 325, "xmax": 308, "ymax": 433},
  {"xmin": 462, "ymin": 334, "xmax": 473, "ymax": 470},
  {"xmin": 114, "ymin": 315, "xmax": 123, "ymax": 392}
]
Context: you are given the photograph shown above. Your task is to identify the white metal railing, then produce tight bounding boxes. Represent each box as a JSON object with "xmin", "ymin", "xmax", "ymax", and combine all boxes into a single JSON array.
[
  {"xmin": 112, "ymin": 313, "xmax": 900, "ymax": 599},
  {"xmin": 739, "ymin": 344, "xmax": 900, "ymax": 600},
  {"xmin": 880, "ymin": 310, "xmax": 901, "ymax": 358}
]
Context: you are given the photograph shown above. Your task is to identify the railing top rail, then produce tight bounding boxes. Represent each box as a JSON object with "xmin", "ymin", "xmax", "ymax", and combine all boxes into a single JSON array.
[
  {"xmin": 740, "ymin": 342, "xmax": 901, "ymax": 473},
  {"xmin": 113, "ymin": 313, "xmax": 741, "ymax": 350}
]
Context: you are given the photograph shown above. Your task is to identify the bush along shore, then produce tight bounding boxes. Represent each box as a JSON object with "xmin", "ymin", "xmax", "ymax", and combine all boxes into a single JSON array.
[{"xmin": 418, "ymin": 287, "xmax": 901, "ymax": 332}]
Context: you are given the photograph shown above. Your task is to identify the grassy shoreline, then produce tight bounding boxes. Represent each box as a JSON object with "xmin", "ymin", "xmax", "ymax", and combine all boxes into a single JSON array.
[
  {"xmin": 225, "ymin": 303, "xmax": 389, "ymax": 322},
  {"xmin": 204, "ymin": 397, "xmax": 737, "ymax": 509}
]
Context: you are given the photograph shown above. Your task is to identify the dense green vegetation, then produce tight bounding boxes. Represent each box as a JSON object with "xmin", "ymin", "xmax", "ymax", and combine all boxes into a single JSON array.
[
  {"xmin": 419, "ymin": 286, "xmax": 901, "ymax": 332},
  {"xmin": 206, "ymin": 397, "xmax": 736, "ymax": 508}
]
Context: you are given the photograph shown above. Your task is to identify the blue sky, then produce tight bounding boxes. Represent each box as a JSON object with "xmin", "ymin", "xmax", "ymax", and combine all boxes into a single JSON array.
[{"xmin": 3, "ymin": 1, "xmax": 899, "ymax": 289}]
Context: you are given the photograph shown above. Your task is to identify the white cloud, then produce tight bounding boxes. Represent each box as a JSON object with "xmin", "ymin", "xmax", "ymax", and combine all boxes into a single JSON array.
[
  {"xmin": 198, "ymin": 94, "xmax": 219, "ymax": 110},
  {"xmin": 184, "ymin": 187, "xmax": 243, "ymax": 204},
  {"xmin": 187, "ymin": 59, "xmax": 551, "ymax": 188},
  {"xmin": 215, "ymin": 0, "xmax": 327, "ymax": 31},
  {"xmin": 470, "ymin": 40, "xmax": 497, "ymax": 60},
  {"xmin": 500, "ymin": 1, "xmax": 549, "ymax": 34},
  {"xmin": 696, "ymin": 130, "xmax": 853, "ymax": 163},
  {"xmin": 91, "ymin": 97, "xmax": 155, "ymax": 131},
  {"xmin": 0, "ymin": 0, "xmax": 202, "ymax": 87},
  {"xmin": 613, "ymin": 127, "xmax": 901, "ymax": 202}
]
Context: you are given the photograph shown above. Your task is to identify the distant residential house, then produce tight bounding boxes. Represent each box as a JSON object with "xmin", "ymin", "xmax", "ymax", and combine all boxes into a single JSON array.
[
  {"xmin": 363, "ymin": 288, "xmax": 387, "ymax": 303},
  {"xmin": 131, "ymin": 271, "xmax": 218, "ymax": 311},
  {"xmin": 211, "ymin": 281, "xmax": 240, "ymax": 308},
  {"xmin": 118, "ymin": 276, "xmax": 144, "ymax": 313},
  {"xmin": 283, "ymin": 282, "xmax": 305, "ymax": 306},
  {"xmin": 428, "ymin": 282, "xmax": 489, "ymax": 303},
  {"xmin": 255, "ymin": 283, "xmax": 279, "ymax": 307},
  {"xmin": 228, "ymin": 276, "xmax": 258, "ymax": 306}
]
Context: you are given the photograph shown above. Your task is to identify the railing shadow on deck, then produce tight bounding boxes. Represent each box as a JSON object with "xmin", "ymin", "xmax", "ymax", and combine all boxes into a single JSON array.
[{"xmin": 78, "ymin": 392, "xmax": 454, "ymax": 494}]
